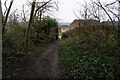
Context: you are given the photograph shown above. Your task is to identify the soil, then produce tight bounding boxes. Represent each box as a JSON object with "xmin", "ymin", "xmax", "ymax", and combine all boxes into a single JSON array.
[{"xmin": 20, "ymin": 41, "xmax": 62, "ymax": 78}]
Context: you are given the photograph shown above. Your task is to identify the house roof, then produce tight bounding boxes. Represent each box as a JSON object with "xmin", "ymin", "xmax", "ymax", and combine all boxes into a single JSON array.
[
  {"xmin": 69, "ymin": 19, "xmax": 79, "ymax": 27},
  {"xmin": 70, "ymin": 19, "xmax": 100, "ymax": 26},
  {"xmin": 69, "ymin": 19, "xmax": 100, "ymax": 30},
  {"xmin": 102, "ymin": 21, "xmax": 120, "ymax": 26},
  {"xmin": 69, "ymin": 19, "xmax": 80, "ymax": 30},
  {"xmin": 59, "ymin": 25, "xmax": 69, "ymax": 28}
]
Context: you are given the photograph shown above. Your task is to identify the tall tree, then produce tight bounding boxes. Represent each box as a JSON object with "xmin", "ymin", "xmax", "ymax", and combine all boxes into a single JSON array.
[
  {"xmin": 0, "ymin": 0, "xmax": 2, "ymax": 78},
  {"xmin": 0, "ymin": 0, "xmax": 2, "ymax": 36},
  {"xmin": 25, "ymin": 0, "xmax": 36, "ymax": 52},
  {"xmin": 0, "ymin": 0, "xmax": 2, "ymax": 28},
  {"xmin": 118, "ymin": 0, "xmax": 120, "ymax": 48},
  {"xmin": 2, "ymin": 0, "xmax": 14, "ymax": 34},
  {"xmin": 25, "ymin": 0, "xmax": 58, "ymax": 52}
]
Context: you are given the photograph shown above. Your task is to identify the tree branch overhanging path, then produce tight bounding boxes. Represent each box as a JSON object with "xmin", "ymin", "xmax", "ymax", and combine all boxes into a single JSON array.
[
  {"xmin": 34, "ymin": 0, "xmax": 52, "ymax": 17},
  {"xmin": 25, "ymin": 0, "xmax": 58, "ymax": 52}
]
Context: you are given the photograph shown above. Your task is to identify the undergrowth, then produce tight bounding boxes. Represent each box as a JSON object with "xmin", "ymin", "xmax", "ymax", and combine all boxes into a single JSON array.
[{"xmin": 59, "ymin": 25, "xmax": 120, "ymax": 79}]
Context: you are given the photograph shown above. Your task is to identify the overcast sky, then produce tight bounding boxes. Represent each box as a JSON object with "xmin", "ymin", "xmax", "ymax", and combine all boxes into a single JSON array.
[{"xmin": 1, "ymin": 0, "xmax": 118, "ymax": 22}]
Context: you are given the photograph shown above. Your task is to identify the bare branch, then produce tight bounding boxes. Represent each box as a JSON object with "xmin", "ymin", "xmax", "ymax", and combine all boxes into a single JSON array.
[
  {"xmin": 73, "ymin": 11, "xmax": 80, "ymax": 19},
  {"xmin": 34, "ymin": 0, "xmax": 52, "ymax": 17},
  {"xmin": 107, "ymin": 8, "xmax": 120, "ymax": 21},
  {"xmin": 4, "ymin": 0, "xmax": 8, "ymax": 15},
  {"xmin": 105, "ymin": 1, "xmax": 117, "ymax": 7},
  {"xmin": 2, "ymin": 0, "xmax": 14, "ymax": 34},
  {"xmin": 54, "ymin": 0, "xmax": 58, "ymax": 10},
  {"xmin": 93, "ymin": 0, "xmax": 117, "ymax": 29}
]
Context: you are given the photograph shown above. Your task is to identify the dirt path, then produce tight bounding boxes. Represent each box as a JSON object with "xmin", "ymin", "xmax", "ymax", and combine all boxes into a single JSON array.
[{"xmin": 21, "ymin": 41, "xmax": 61, "ymax": 78}]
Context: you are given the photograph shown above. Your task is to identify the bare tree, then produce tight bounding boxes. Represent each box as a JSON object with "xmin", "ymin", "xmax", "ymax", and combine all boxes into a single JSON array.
[
  {"xmin": 17, "ymin": 5, "xmax": 29, "ymax": 24},
  {"xmin": 34, "ymin": 0, "xmax": 58, "ymax": 21},
  {"xmin": 6, "ymin": 9, "xmax": 20, "ymax": 29},
  {"xmin": 105, "ymin": 0, "xmax": 118, "ymax": 7},
  {"xmin": 24, "ymin": 0, "xmax": 58, "ymax": 52},
  {"xmin": 87, "ymin": 2, "xmax": 101, "ymax": 22},
  {"xmin": 34, "ymin": 0, "xmax": 52, "ymax": 17},
  {"xmin": 93, "ymin": 0, "xmax": 116, "ymax": 28},
  {"xmin": 25, "ymin": 0, "xmax": 36, "ymax": 52},
  {"xmin": 93, "ymin": 0, "xmax": 120, "ymax": 47},
  {"xmin": 0, "ymin": 1, "xmax": 2, "ymax": 77},
  {"xmin": 103, "ymin": 0, "xmax": 120, "ymax": 21},
  {"xmin": 0, "ymin": 0, "xmax": 3, "ymax": 28},
  {"xmin": 107, "ymin": 9, "xmax": 120, "ymax": 21},
  {"xmin": 2, "ymin": 0, "xmax": 14, "ymax": 34},
  {"xmin": 118, "ymin": 0, "xmax": 120, "ymax": 48}
]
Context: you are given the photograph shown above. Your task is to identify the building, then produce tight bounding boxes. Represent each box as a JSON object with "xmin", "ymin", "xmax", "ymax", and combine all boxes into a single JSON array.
[
  {"xmin": 102, "ymin": 21, "xmax": 120, "ymax": 27},
  {"xmin": 69, "ymin": 19, "xmax": 100, "ymax": 30},
  {"xmin": 59, "ymin": 25, "xmax": 69, "ymax": 34},
  {"xmin": 69, "ymin": 19, "xmax": 80, "ymax": 30}
]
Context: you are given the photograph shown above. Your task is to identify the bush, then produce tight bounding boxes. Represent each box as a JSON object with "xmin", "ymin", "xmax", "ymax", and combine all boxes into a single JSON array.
[
  {"xmin": 32, "ymin": 16, "xmax": 58, "ymax": 44},
  {"xmin": 3, "ymin": 25, "xmax": 26, "ymax": 57},
  {"xmin": 3, "ymin": 35, "xmax": 14, "ymax": 48},
  {"xmin": 62, "ymin": 31, "xmax": 72, "ymax": 39},
  {"xmin": 59, "ymin": 37, "xmax": 120, "ymax": 79},
  {"xmin": 59, "ymin": 24, "xmax": 120, "ymax": 79}
]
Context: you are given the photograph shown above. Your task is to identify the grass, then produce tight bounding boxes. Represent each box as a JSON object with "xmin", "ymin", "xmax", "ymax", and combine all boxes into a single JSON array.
[{"xmin": 59, "ymin": 35, "xmax": 120, "ymax": 79}]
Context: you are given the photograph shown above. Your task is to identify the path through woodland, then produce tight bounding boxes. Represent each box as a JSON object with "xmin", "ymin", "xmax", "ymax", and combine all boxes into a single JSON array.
[{"xmin": 20, "ymin": 41, "xmax": 62, "ymax": 78}]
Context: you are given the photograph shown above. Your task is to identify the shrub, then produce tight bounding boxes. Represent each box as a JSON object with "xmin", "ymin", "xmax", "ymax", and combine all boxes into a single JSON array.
[
  {"xmin": 62, "ymin": 31, "xmax": 72, "ymax": 39},
  {"xmin": 59, "ymin": 24, "xmax": 120, "ymax": 79},
  {"xmin": 3, "ymin": 25, "xmax": 26, "ymax": 57},
  {"xmin": 32, "ymin": 16, "xmax": 58, "ymax": 44}
]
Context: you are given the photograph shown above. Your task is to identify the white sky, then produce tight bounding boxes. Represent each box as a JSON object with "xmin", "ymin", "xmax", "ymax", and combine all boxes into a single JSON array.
[{"xmin": 1, "ymin": 0, "xmax": 118, "ymax": 22}]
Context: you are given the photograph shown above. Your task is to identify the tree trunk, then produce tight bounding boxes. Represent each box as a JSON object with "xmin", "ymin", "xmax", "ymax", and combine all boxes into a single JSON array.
[
  {"xmin": 0, "ymin": 0, "xmax": 2, "ymax": 28},
  {"xmin": 0, "ymin": 0, "xmax": 2, "ymax": 78},
  {"xmin": 2, "ymin": 0, "xmax": 14, "ymax": 34},
  {"xmin": 118, "ymin": 0, "xmax": 120, "ymax": 48},
  {"xmin": 25, "ymin": 0, "xmax": 36, "ymax": 52}
]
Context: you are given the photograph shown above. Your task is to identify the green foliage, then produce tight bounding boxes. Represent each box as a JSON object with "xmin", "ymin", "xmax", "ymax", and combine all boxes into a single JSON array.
[
  {"xmin": 3, "ymin": 16, "xmax": 58, "ymax": 78},
  {"xmin": 3, "ymin": 25, "xmax": 26, "ymax": 57},
  {"xmin": 3, "ymin": 34, "xmax": 14, "ymax": 48},
  {"xmin": 62, "ymin": 31, "xmax": 72, "ymax": 39},
  {"xmin": 15, "ymin": 51, "xmax": 25, "ymax": 57},
  {"xmin": 59, "ymin": 24, "xmax": 120, "ymax": 79},
  {"xmin": 2, "ymin": 25, "xmax": 27, "ymax": 78},
  {"xmin": 32, "ymin": 16, "xmax": 58, "ymax": 45},
  {"xmin": 59, "ymin": 37, "xmax": 120, "ymax": 79},
  {"xmin": 41, "ymin": 16, "xmax": 58, "ymax": 35},
  {"xmin": 8, "ymin": 25, "xmax": 26, "ymax": 32}
]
